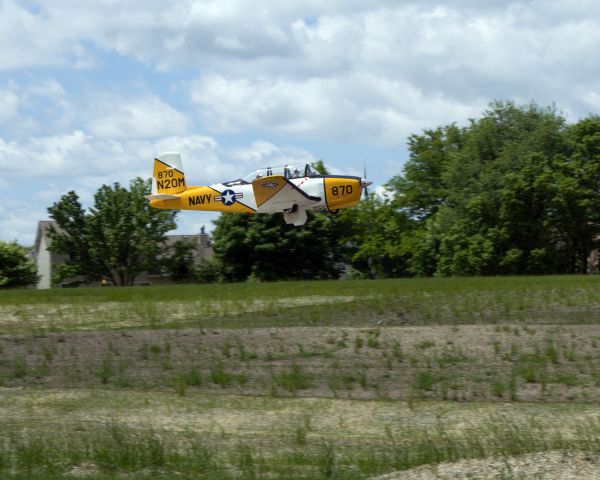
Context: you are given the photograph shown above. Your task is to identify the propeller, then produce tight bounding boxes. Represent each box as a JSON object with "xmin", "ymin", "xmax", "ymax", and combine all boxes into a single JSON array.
[{"xmin": 361, "ymin": 162, "xmax": 372, "ymax": 200}]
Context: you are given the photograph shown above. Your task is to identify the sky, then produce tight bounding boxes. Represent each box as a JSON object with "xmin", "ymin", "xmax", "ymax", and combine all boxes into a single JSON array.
[{"xmin": 2, "ymin": 0, "xmax": 600, "ymax": 245}]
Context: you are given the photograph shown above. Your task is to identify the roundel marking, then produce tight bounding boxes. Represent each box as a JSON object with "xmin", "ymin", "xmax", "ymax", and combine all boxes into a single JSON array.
[{"xmin": 215, "ymin": 189, "xmax": 243, "ymax": 206}]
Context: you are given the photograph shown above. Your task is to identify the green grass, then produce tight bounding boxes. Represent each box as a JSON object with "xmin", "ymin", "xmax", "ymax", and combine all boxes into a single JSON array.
[
  {"xmin": 2, "ymin": 388, "xmax": 600, "ymax": 479},
  {"xmin": 3, "ymin": 275, "xmax": 600, "ymax": 334},
  {"xmin": 274, "ymin": 363, "xmax": 313, "ymax": 392},
  {"xmin": 5, "ymin": 275, "xmax": 600, "ymax": 477}
]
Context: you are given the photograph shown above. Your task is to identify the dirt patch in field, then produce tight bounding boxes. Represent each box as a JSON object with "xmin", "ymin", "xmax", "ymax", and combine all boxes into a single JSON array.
[
  {"xmin": 374, "ymin": 451, "xmax": 600, "ymax": 479},
  {"xmin": 2, "ymin": 324, "xmax": 600, "ymax": 402}
]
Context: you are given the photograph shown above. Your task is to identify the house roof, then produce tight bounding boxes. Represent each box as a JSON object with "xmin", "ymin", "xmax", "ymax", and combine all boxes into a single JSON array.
[{"xmin": 34, "ymin": 220, "xmax": 60, "ymax": 254}]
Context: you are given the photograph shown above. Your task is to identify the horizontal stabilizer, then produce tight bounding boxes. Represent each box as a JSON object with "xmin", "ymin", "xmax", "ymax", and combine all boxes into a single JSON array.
[{"xmin": 147, "ymin": 193, "xmax": 180, "ymax": 201}]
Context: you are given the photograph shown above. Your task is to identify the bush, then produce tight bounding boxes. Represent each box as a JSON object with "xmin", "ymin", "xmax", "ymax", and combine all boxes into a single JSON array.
[{"xmin": 0, "ymin": 241, "xmax": 39, "ymax": 288}]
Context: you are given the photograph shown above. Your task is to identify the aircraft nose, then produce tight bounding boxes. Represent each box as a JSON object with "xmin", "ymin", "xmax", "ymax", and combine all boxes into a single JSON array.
[{"xmin": 361, "ymin": 179, "xmax": 373, "ymax": 188}]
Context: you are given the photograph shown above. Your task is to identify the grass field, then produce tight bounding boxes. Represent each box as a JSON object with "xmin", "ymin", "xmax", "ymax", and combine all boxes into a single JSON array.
[
  {"xmin": 3, "ymin": 275, "xmax": 600, "ymax": 333},
  {"xmin": 2, "ymin": 276, "xmax": 600, "ymax": 478}
]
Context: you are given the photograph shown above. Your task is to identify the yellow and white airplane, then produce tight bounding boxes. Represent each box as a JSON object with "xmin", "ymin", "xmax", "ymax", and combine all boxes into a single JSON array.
[{"xmin": 148, "ymin": 152, "xmax": 372, "ymax": 226}]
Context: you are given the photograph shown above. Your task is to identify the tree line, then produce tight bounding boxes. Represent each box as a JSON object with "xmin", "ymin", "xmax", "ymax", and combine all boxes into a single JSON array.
[
  {"xmin": 383, "ymin": 101, "xmax": 600, "ymax": 276},
  {"xmin": 3, "ymin": 101, "xmax": 600, "ymax": 287},
  {"xmin": 213, "ymin": 101, "xmax": 600, "ymax": 280}
]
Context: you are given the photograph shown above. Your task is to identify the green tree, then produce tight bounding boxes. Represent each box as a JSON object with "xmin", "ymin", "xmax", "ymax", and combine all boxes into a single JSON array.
[
  {"xmin": 161, "ymin": 239, "xmax": 197, "ymax": 282},
  {"xmin": 47, "ymin": 178, "xmax": 178, "ymax": 286},
  {"xmin": 553, "ymin": 116, "xmax": 600, "ymax": 272},
  {"xmin": 435, "ymin": 102, "xmax": 571, "ymax": 275},
  {"xmin": 390, "ymin": 101, "xmax": 599, "ymax": 276},
  {"xmin": 0, "ymin": 241, "xmax": 39, "ymax": 288},
  {"xmin": 336, "ymin": 194, "xmax": 414, "ymax": 278},
  {"xmin": 311, "ymin": 159, "xmax": 330, "ymax": 176},
  {"xmin": 212, "ymin": 212, "xmax": 342, "ymax": 282},
  {"xmin": 384, "ymin": 124, "xmax": 463, "ymax": 276},
  {"xmin": 194, "ymin": 256, "xmax": 223, "ymax": 283},
  {"xmin": 388, "ymin": 123, "xmax": 463, "ymax": 221}
]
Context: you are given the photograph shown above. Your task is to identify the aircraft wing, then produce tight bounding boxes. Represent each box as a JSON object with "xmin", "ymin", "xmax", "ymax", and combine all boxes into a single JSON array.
[{"xmin": 251, "ymin": 175, "xmax": 321, "ymax": 212}]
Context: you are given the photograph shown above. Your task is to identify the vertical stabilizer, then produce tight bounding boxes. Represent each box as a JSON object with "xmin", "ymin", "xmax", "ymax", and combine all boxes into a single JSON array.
[{"xmin": 152, "ymin": 152, "xmax": 187, "ymax": 196}]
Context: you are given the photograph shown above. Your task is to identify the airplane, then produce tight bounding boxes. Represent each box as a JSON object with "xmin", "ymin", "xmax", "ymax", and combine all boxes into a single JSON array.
[{"xmin": 148, "ymin": 152, "xmax": 372, "ymax": 226}]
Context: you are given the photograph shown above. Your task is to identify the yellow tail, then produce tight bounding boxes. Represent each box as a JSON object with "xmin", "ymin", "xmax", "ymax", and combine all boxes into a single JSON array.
[{"xmin": 152, "ymin": 152, "xmax": 187, "ymax": 196}]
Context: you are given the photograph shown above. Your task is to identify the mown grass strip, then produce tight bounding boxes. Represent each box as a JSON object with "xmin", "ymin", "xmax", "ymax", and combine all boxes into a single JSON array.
[{"xmin": 3, "ymin": 276, "xmax": 600, "ymax": 334}]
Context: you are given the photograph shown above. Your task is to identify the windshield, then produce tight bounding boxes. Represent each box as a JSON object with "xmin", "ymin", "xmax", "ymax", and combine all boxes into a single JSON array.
[{"xmin": 241, "ymin": 164, "xmax": 318, "ymax": 183}]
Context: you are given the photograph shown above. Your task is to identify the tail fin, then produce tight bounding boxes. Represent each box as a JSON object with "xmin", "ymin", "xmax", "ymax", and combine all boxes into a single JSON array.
[{"xmin": 151, "ymin": 152, "xmax": 187, "ymax": 197}]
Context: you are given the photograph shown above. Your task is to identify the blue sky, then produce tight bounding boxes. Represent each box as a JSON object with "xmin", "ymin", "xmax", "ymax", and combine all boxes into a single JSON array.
[{"xmin": 2, "ymin": 0, "xmax": 600, "ymax": 244}]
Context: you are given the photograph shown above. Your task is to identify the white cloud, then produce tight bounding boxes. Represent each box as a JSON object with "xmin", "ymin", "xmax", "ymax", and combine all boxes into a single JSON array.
[
  {"xmin": 0, "ymin": 77, "xmax": 191, "ymax": 140},
  {"xmin": 578, "ymin": 85, "xmax": 600, "ymax": 112},
  {"xmin": 177, "ymin": 1, "xmax": 600, "ymax": 144},
  {"xmin": 228, "ymin": 141, "xmax": 317, "ymax": 169},
  {"xmin": 0, "ymin": 80, "xmax": 20, "ymax": 123},
  {"xmin": 2, "ymin": 1, "xmax": 595, "ymax": 78},
  {"xmin": 0, "ymin": 130, "xmax": 307, "ymax": 181},
  {"xmin": 0, "ymin": 131, "xmax": 204, "ymax": 181},
  {"xmin": 0, "ymin": 130, "xmax": 320, "ymax": 243},
  {"xmin": 2, "ymin": 1, "xmax": 600, "ymax": 137},
  {"xmin": 24, "ymin": 78, "xmax": 68, "ymax": 101},
  {"xmin": 84, "ymin": 94, "xmax": 191, "ymax": 139},
  {"xmin": 152, "ymin": 135, "xmax": 224, "ymax": 184},
  {"xmin": 0, "ymin": 0, "xmax": 97, "ymax": 70},
  {"xmin": 191, "ymin": 73, "xmax": 481, "ymax": 144},
  {"xmin": 0, "ymin": 78, "xmax": 72, "ymax": 134},
  {"xmin": 4, "ymin": 0, "xmax": 600, "ymax": 243},
  {"xmin": 0, "ymin": 131, "xmax": 97, "ymax": 176},
  {"xmin": 0, "ymin": 199, "xmax": 48, "ymax": 245},
  {"xmin": 190, "ymin": 75, "xmax": 334, "ymax": 134}
]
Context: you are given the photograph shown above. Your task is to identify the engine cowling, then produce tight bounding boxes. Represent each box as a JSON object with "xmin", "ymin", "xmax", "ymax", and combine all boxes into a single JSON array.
[{"xmin": 324, "ymin": 177, "xmax": 362, "ymax": 211}]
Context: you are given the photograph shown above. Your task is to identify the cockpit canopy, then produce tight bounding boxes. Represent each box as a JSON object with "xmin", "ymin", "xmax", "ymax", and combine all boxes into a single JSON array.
[
  {"xmin": 223, "ymin": 164, "xmax": 320, "ymax": 186},
  {"xmin": 243, "ymin": 164, "xmax": 319, "ymax": 182}
]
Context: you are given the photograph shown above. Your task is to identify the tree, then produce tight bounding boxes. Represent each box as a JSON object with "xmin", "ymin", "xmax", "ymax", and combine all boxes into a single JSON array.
[
  {"xmin": 335, "ymin": 194, "xmax": 415, "ymax": 278},
  {"xmin": 384, "ymin": 124, "xmax": 464, "ymax": 276},
  {"xmin": 212, "ymin": 212, "xmax": 342, "ymax": 282},
  {"xmin": 0, "ymin": 241, "xmax": 39, "ymax": 288},
  {"xmin": 194, "ymin": 256, "xmax": 223, "ymax": 283},
  {"xmin": 553, "ymin": 116, "xmax": 600, "ymax": 272},
  {"xmin": 47, "ymin": 178, "xmax": 178, "ymax": 286},
  {"xmin": 388, "ymin": 123, "xmax": 463, "ymax": 221},
  {"xmin": 388, "ymin": 101, "xmax": 599, "ymax": 276},
  {"xmin": 434, "ymin": 102, "xmax": 572, "ymax": 275},
  {"xmin": 161, "ymin": 239, "xmax": 197, "ymax": 282}
]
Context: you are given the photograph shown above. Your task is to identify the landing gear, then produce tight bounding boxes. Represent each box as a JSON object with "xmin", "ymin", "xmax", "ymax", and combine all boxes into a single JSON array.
[{"xmin": 283, "ymin": 205, "xmax": 308, "ymax": 226}]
